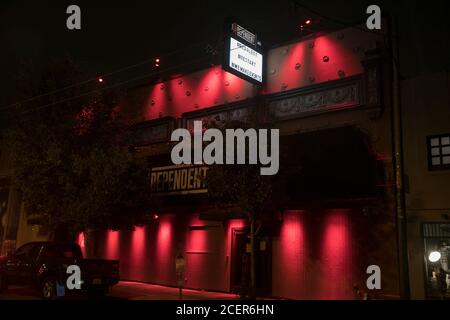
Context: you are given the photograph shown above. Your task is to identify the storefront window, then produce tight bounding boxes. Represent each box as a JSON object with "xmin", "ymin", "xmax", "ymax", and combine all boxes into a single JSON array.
[{"xmin": 423, "ymin": 223, "xmax": 450, "ymax": 299}]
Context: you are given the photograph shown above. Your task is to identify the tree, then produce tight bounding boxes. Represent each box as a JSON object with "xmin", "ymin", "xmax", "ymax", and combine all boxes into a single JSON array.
[
  {"xmin": 6, "ymin": 57, "xmax": 152, "ymax": 240},
  {"xmin": 204, "ymin": 119, "xmax": 274, "ymax": 299}
]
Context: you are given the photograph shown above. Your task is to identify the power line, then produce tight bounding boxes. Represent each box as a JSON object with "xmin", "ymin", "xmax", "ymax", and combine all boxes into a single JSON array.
[
  {"xmin": 292, "ymin": 0, "xmax": 386, "ymax": 37},
  {"xmin": 0, "ymin": 40, "xmax": 216, "ymax": 112},
  {"xmin": 292, "ymin": 0, "xmax": 403, "ymax": 75},
  {"xmin": 4, "ymin": 5, "xmax": 393, "ymax": 116},
  {"xmin": 0, "ymin": 35, "xmax": 253, "ymax": 111},
  {"xmin": 4, "ymin": 40, "xmax": 256, "ymax": 117},
  {"xmin": 12, "ymin": 54, "xmax": 214, "ymax": 116}
]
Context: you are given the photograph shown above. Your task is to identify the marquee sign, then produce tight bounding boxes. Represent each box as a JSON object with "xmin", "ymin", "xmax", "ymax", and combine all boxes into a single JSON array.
[
  {"xmin": 150, "ymin": 164, "xmax": 209, "ymax": 195},
  {"xmin": 223, "ymin": 22, "xmax": 264, "ymax": 85}
]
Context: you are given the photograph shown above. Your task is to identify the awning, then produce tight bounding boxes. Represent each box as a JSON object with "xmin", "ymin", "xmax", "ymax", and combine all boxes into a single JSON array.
[{"xmin": 275, "ymin": 126, "xmax": 378, "ymax": 204}]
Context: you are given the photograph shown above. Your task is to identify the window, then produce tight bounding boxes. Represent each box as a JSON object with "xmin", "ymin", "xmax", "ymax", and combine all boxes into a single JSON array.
[
  {"xmin": 427, "ymin": 134, "xmax": 450, "ymax": 171},
  {"xmin": 14, "ymin": 243, "xmax": 41, "ymax": 260}
]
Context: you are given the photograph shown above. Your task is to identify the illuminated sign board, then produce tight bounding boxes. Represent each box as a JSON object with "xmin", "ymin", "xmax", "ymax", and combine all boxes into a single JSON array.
[
  {"xmin": 223, "ymin": 22, "xmax": 264, "ymax": 85},
  {"xmin": 228, "ymin": 37, "xmax": 263, "ymax": 83},
  {"xmin": 150, "ymin": 164, "xmax": 209, "ymax": 195}
]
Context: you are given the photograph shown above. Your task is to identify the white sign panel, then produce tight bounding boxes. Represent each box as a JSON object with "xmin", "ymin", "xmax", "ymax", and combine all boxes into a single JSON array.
[{"xmin": 228, "ymin": 37, "xmax": 263, "ymax": 83}]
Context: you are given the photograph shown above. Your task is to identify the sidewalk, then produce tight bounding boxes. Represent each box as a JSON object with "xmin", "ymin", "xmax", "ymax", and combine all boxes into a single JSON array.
[{"xmin": 110, "ymin": 281, "xmax": 240, "ymax": 300}]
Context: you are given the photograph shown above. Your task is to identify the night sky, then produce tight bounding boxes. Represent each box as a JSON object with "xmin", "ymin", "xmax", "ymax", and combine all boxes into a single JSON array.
[{"xmin": 1, "ymin": 0, "xmax": 449, "ymax": 107}]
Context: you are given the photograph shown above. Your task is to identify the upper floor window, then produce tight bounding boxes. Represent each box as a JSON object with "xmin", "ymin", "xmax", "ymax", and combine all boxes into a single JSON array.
[{"xmin": 427, "ymin": 134, "xmax": 450, "ymax": 171}]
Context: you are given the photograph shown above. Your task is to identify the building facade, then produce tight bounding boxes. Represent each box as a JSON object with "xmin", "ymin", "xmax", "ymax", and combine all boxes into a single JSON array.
[
  {"xmin": 79, "ymin": 25, "xmax": 401, "ymax": 299},
  {"xmin": 1, "ymin": 25, "xmax": 404, "ymax": 299},
  {"xmin": 403, "ymin": 71, "xmax": 450, "ymax": 299}
]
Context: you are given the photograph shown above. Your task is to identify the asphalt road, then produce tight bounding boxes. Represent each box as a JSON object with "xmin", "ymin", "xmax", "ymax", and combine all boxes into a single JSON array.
[
  {"xmin": 0, "ymin": 281, "xmax": 239, "ymax": 300},
  {"xmin": 0, "ymin": 285, "xmax": 123, "ymax": 300}
]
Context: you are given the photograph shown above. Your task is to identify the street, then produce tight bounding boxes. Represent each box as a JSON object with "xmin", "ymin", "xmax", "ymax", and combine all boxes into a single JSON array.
[{"xmin": 0, "ymin": 281, "xmax": 239, "ymax": 300}]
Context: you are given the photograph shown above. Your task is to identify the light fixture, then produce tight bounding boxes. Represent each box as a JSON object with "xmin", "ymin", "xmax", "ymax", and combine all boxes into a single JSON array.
[
  {"xmin": 429, "ymin": 251, "xmax": 441, "ymax": 263},
  {"xmin": 155, "ymin": 58, "xmax": 160, "ymax": 68},
  {"xmin": 97, "ymin": 76, "xmax": 104, "ymax": 83},
  {"xmin": 300, "ymin": 19, "xmax": 312, "ymax": 29}
]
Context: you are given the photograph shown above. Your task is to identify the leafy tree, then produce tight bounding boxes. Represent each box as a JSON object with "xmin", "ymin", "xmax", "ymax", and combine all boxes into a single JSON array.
[
  {"xmin": 204, "ymin": 119, "xmax": 274, "ymax": 298},
  {"xmin": 6, "ymin": 57, "xmax": 151, "ymax": 240}
]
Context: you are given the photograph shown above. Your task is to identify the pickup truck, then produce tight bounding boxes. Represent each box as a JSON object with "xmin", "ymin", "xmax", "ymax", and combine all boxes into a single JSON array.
[{"xmin": 0, "ymin": 242, "xmax": 119, "ymax": 299}]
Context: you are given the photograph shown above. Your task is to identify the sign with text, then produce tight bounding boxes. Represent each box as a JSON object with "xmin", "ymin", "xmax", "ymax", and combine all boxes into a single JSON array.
[
  {"xmin": 223, "ymin": 22, "xmax": 264, "ymax": 85},
  {"xmin": 231, "ymin": 23, "xmax": 257, "ymax": 46},
  {"xmin": 150, "ymin": 165, "xmax": 209, "ymax": 195},
  {"xmin": 227, "ymin": 37, "xmax": 263, "ymax": 84}
]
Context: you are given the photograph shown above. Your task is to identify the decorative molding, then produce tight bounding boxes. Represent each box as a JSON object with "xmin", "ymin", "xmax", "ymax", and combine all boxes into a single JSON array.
[
  {"xmin": 183, "ymin": 101, "xmax": 252, "ymax": 130},
  {"xmin": 127, "ymin": 117, "xmax": 175, "ymax": 146},
  {"xmin": 267, "ymin": 78, "xmax": 362, "ymax": 120},
  {"xmin": 186, "ymin": 107, "xmax": 249, "ymax": 130}
]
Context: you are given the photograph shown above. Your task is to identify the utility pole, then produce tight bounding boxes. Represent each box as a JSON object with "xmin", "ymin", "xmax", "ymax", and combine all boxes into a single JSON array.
[{"xmin": 390, "ymin": 14, "xmax": 411, "ymax": 299}]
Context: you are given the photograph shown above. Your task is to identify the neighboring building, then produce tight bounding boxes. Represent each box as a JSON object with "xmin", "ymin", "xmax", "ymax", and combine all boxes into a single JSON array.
[{"xmin": 402, "ymin": 71, "xmax": 450, "ymax": 299}]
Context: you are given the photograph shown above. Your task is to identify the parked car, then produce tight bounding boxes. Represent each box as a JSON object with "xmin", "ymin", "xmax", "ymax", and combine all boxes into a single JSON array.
[{"xmin": 0, "ymin": 242, "xmax": 119, "ymax": 299}]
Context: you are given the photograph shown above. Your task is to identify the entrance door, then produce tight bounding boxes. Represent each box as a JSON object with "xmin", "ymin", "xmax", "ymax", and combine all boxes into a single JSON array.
[
  {"xmin": 231, "ymin": 229, "xmax": 272, "ymax": 296},
  {"xmin": 230, "ymin": 229, "xmax": 248, "ymax": 293}
]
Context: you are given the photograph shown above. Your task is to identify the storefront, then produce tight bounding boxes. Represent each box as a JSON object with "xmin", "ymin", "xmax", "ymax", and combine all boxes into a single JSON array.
[
  {"xmin": 80, "ymin": 121, "xmax": 390, "ymax": 299},
  {"xmin": 422, "ymin": 223, "xmax": 450, "ymax": 298}
]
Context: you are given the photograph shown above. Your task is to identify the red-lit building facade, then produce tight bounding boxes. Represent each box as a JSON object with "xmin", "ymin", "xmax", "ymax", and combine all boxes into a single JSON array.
[
  {"xmin": 75, "ymin": 25, "xmax": 401, "ymax": 299},
  {"xmin": 1, "ymin": 25, "xmax": 402, "ymax": 299}
]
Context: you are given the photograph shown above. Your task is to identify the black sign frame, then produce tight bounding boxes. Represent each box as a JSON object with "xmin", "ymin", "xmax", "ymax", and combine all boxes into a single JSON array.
[{"xmin": 222, "ymin": 27, "xmax": 265, "ymax": 86}]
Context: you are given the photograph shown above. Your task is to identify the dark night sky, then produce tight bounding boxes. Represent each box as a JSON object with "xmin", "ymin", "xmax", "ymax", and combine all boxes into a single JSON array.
[{"xmin": 1, "ymin": 0, "xmax": 449, "ymax": 107}]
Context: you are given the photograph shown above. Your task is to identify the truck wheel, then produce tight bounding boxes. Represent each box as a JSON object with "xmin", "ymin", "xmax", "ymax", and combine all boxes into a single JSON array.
[
  {"xmin": 41, "ymin": 277, "xmax": 57, "ymax": 300},
  {"xmin": 0, "ymin": 273, "xmax": 8, "ymax": 292}
]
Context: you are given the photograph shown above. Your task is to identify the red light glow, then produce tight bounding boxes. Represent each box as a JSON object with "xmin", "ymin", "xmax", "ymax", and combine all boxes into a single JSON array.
[
  {"xmin": 130, "ymin": 227, "xmax": 146, "ymax": 279},
  {"xmin": 77, "ymin": 232, "xmax": 86, "ymax": 257},
  {"xmin": 106, "ymin": 230, "xmax": 119, "ymax": 260},
  {"xmin": 273, "ymin": 211, "xmax": 307, "ymax": 299},
  {"xmin": 273, "ymin": 209, "xmax": 353, "ymax": 299},
  {"xmin": 319, "ymin": 210, "xmax": 352, "ymax": 299},
  {"xmin": 145, "ymin": 65, "xmax": 253, "ymax": 120},
  {"xmin": 155, "ymin": 216, "xmax": 174, "ymax": 283},
  {"xmin": 266, "ymin": 31, "xmax": 364, "ymax": 94}
]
